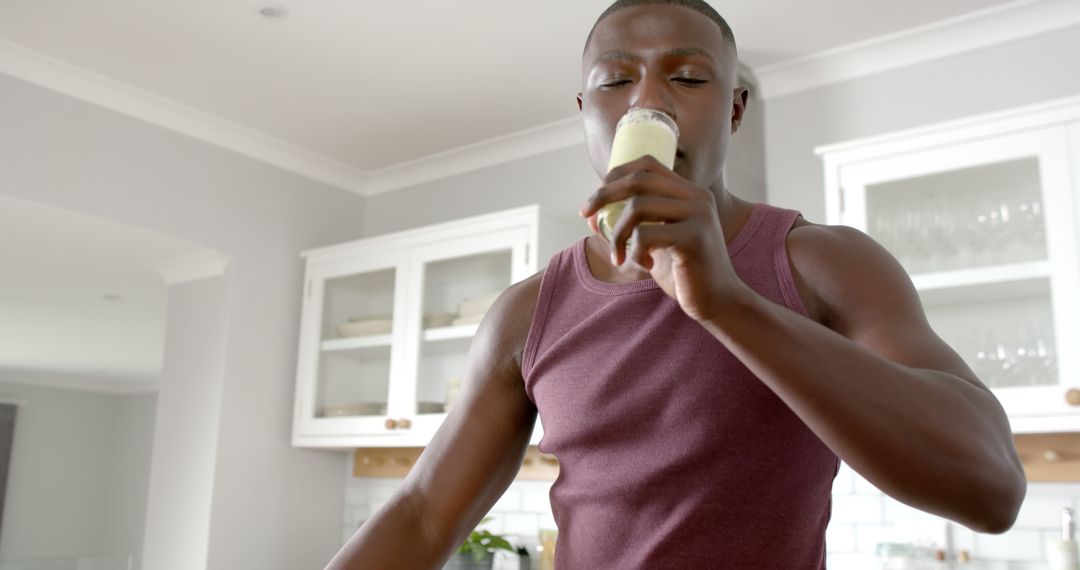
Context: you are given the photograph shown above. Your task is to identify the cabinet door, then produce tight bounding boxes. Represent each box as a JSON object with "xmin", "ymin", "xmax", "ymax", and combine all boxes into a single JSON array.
[
  {"xmin": 392, "ymin": 226, "xmax": 531, "ymax": 437},
  {"xmin": 294, "ymin": 248, "xmax": 410, "ymax": 440},
  {"xmin": 837, "ymin": 127, "xmax": 1080, "ymax": 424}
]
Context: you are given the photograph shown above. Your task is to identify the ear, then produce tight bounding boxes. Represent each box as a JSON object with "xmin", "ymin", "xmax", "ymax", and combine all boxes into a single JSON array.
[
  {"xmin": 731, "ymin": 87, "xmax": 749, "ymax": 134},
  {"xmin": 576, "ymin": 93, "xmax": 584, "ymax": 112}
]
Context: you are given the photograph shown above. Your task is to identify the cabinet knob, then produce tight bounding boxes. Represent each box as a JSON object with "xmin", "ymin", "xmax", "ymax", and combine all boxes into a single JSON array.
[
  {"xmin": 398, "ymin": 418, "xmax": 412, "ymax": 430},
  {"xmin": 385, "ymin": 418, "xmax": 398, "ymax": 430},
  {"xmin": 1066, "ymin": 389, "xmax": 1080, "ymax": 407}
]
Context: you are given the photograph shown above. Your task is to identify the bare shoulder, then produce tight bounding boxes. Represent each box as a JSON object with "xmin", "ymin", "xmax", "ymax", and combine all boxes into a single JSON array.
[
  {"xmin": 781, "ymin": 217, "xmax": 981, "ymax": 385},
  {"xmin": 476, "ymin": 268, "xmax": 545, "ymax": 374},
  {"xmin": 784, "ymin": 219, "xmax": 922, "ymax": 335}
]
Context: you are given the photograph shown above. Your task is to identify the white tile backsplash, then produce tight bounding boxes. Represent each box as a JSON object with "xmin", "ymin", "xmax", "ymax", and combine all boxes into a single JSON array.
[
  {"xmin": 832, "ymin": 494, "xmax": 885, "ymax": 524},
  {"xmin": 855, "ymin": 524, "xmax": 900, "ymax": 555},
  {"xmin": 491, "ymin": 488, "xmax": 521, "ymax": 512},
  {"xmin": 825, "ymin": 552, "xmax": 881, "ymax": 570},
  {"xmin": 520, "ymin": 485, "xmax": 552, "ymax": 514},
  {"xmin": 853, "ymin": 469, "xmax": 884, "ymax": 496},
  {"xmin": 974, "ymin": 529, "xmax": 1045, "ymax": 561},
  {"xmin": 341, "ymin": 461, "xmax": 1080, "ymax": 569},
  {"xmin": 1015, "ymin": 494, "xmax": 1076, "ymax": 528},
  {"xmin": 503, "ymin": 513, "xmax": 541, "ymax": 536},
  {"xmin": 826, "ymin": 462, "xmax": 1080, "ymax": 568},
  {"xmin": 832, "ymin": 461, "xmax": 856, "ymax": 495},
  {"xmin": 341, "ymin": 469, "xmax": 556, "ymax": 548},
  {"xmin": 826, "ymin": 522, "xmax": 857, "ymax": 553}
]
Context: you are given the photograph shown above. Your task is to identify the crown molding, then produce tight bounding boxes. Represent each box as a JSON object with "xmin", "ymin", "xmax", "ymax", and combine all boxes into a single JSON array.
[
  {"xmin": 0, "ymin": 369, "xmax": 158, "ymax": 395},
  {"xmin": 0, "ymin": 39, "xmax": 369, "ymax": 193},
  {"xmin": 754, "ymin": 0, "xmax": 1080, "ymax": 100},
  {"xmin": 365, "ymin": 116, "xmax": 584, "ymax": 195},
  {"xmin": 814, "ymin": 94, "xmax": 1080, "ymax": 160},
  {"xmin": 149, "ymin": 250, "xmax": 229, "ymax": 286}
]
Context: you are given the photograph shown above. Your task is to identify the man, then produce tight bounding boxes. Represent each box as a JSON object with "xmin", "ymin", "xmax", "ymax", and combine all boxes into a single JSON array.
[{"xmin": 326, "ymin": 1, "xmax": 1025, "ymax": 568}]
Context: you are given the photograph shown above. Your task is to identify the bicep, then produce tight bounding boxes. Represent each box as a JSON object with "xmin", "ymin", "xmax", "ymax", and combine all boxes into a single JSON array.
[
  {"xmin": 398, "ymin": 277, "xmax": 540, "ymax": 550},
  {"xmin": 789, "ymin": 225, "xmax": 981, "ymax": 387}
]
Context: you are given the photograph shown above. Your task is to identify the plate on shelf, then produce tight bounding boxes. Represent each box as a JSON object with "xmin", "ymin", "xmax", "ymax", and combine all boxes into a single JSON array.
[
  {"xmin": 423, "ymin": 312, "xmax": 457, "ymax": 328},
  {"xmin": 417, "ymin": 401, "xmax": 446, "ymax": 414},
  {"xmin": 336, "ymin": 318, "xmax": 393, "ymax": 338}
]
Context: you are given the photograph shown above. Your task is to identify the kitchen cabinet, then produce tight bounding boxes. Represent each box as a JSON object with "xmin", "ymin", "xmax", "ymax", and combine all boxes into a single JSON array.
[
  {"xmin": 817, "ymin": 96, "xmax": 1080, "ymax": 433},
  {"xmin": 292, "ymin": 205, "xmax": 584, "ymax": 448}
]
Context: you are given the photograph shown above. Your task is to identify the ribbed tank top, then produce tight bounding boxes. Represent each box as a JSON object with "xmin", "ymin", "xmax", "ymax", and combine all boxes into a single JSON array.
[{"xmin": 521, "ymin": 202, "xmax": 839, "ymax": 569}]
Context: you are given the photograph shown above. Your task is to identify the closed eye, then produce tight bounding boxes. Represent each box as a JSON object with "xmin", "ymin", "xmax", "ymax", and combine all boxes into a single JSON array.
[
  {"xmin": 600, "ymin": 79, "xmax": 632, "ymax": 89},
  {"xmin": 673, "ymin": 77, "xmax": 707, "ymax": 85}
]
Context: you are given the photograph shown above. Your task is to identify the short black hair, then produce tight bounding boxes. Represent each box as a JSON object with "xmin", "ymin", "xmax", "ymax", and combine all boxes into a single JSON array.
[{"xmin": 584, "ymin": 0, "xmax": 737, "ymax": 55}]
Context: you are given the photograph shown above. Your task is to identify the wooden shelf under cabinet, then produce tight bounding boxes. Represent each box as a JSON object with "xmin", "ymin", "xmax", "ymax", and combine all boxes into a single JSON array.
[{"xmin": 1014, "ymin": 432, "xmax": 1080, "ymax": 482}]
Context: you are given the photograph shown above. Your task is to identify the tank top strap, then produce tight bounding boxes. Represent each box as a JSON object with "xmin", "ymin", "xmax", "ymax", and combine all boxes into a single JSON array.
[
  {"xmin": 521, "ymin": 247, "xmax": 571, "ymax": 382},
  {"xmin": 768, "ymin": 206, "xmax": 810, "ymax": 317}
]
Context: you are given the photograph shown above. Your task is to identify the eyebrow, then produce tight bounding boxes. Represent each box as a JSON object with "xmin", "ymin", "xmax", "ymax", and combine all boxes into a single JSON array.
[{"xmin": 597, "ymin": 47, "xmax": 716, "ymax": 63}]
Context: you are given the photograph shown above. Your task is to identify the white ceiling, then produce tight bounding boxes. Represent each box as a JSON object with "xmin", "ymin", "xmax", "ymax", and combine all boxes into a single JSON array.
[
  {"xmin": 0, "ymin": 196, "xmax": 206, "ymax": 393},
  {"xmin": 0, "ymin": 0, "xmax": 1028, "ymax": 173}
]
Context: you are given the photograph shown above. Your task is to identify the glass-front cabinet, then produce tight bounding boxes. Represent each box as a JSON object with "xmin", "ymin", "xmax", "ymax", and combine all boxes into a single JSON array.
[
  {"xmin": 818, "ymin": 98, "xmax": 1080, "ymax": 433},
  {"xmin": 293, "ymin": 205, "xmax": 584, "ymax": 447},
  {"xmin": 298, "ymin": 249, "xmax": 409, "ymax": 439},
  {"xmin": 402, "ymin": 228, "xmax": 530, "ymax": 436}
]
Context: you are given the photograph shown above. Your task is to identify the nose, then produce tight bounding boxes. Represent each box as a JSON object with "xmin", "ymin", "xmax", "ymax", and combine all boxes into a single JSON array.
[{"xmin": 628, "ymin": 72, "xmax": 676, "ymax": 119}]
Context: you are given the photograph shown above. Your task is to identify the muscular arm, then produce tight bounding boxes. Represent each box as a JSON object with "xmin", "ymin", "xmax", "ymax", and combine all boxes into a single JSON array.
[
  {"xmin": 324, "ymin": 273, "xmax": 542, "ymax": 569},
  {"xmin": 701, "ymin": 222, "xmax": 1025, "ymax": 533}
]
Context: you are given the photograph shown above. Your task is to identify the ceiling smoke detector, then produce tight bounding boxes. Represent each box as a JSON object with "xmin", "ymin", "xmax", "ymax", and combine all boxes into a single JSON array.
[{"xmin": 258, "ymin": 5, "xmax": 288, "ymax": 19}]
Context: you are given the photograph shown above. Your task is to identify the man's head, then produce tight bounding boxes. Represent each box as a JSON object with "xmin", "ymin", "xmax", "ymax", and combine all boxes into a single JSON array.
[
  {"xmin": 584, "ymin": 0, "xmax": 737, "ymax": 58},
  {"xmin": 578, "ymin": 1, "xmax": 747, "ymax": 191}
]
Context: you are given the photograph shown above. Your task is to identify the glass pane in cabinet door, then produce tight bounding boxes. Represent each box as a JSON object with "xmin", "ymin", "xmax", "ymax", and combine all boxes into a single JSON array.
[
  {"xmin": 922, "ymin": 280, "xmax": 1058, "ymax": 389},
  {"xmin": 415, "ymin": 249, "xmax": 513, "ymax": 417},
  {"xmin": 315, "ymin": 269, "xmax": 396, "ymax": 418},
  {"xmin": 864, "ymin": 158, "xmax": 1047, "ymax": 275}
]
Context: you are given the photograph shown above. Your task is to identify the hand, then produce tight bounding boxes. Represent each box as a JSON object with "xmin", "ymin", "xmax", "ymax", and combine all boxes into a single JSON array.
[{"xmin": 578, "ymin": 155, "xmax": 750, "ymax": 322}]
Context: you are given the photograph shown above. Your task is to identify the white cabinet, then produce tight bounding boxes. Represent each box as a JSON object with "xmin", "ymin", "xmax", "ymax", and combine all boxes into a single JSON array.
[
  {"xmin": 817, "ymin": 97, "xmax": 1080, "ymax": 433},
  {"xmin": 292, "ymin": 205, "xmax": 584, "ymax": 448}
]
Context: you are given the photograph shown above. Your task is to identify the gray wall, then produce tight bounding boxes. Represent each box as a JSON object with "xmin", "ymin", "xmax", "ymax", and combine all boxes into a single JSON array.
[
  {"xmin": 764, "ymin": 25, "xmax": 1080, "ymax": 222},
  {"xmin": 362, "ymin": 144, "xmax": 594, "ymax": 238},
  {"xmin": 141, "ymin": 275, "xmax": 230, "ymax": 570},
  {"xmin": 104, "ymin": 392, "xmax": 156, "ymax": 568},
  {"xmin": 0, "ymin": 381, "xmax": 154, "ymax": 564},
  {"xmin": 0, "ymin": 72, "xmax": 367, "ymax": 570}
]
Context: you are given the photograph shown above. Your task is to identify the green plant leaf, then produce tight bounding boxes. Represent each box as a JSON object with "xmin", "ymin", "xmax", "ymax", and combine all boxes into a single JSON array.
[
  {"xmin": 454, "ymin": 518, "xmax": 517, "ymax": 555},
  {"xmin": 482, "ymin": 535, "xmax": 515, "ymax": 552}
]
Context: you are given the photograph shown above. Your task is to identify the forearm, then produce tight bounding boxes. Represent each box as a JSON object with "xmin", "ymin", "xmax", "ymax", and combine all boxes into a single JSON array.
[
  {"xmin": 325, "ymin": 492, "xmax": 449, "ymax": 570},
  {"xmin": 701, "ymin": 289, "xmax": 1025, "ymax": 532}
]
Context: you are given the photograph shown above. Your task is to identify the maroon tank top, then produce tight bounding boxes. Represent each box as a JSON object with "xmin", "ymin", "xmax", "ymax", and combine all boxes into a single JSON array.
[{"xmin": 521, "ymin": 202, "xmax": 839, "ymax": 569}]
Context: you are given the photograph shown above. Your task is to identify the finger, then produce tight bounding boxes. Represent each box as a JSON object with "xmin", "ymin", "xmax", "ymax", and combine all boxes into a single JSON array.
[
  {"xmin": 580, "ymin": 170, "xmax": 698, "ymax": 219},
  {"xmin": 624, "ymin": 222, "xmax": 692, "ymax": 270},
  {"xmin": 604, "ymin": 154, "xmax": 679, "ymax": 184},
  {"xmin": 610, "ymin": 196, "xmax": 694, "ymax": 264}
]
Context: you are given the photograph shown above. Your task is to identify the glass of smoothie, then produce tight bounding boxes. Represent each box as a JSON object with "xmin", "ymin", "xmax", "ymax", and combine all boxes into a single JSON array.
[{"xmin": 596, "ymin": 108, "xmax": 680, "ymax": 243}]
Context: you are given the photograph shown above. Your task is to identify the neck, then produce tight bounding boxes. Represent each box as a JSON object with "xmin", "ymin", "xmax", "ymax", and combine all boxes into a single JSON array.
[{"xmin": 709, "ymin": 183, "xmax": 749, "ymax": 243}]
